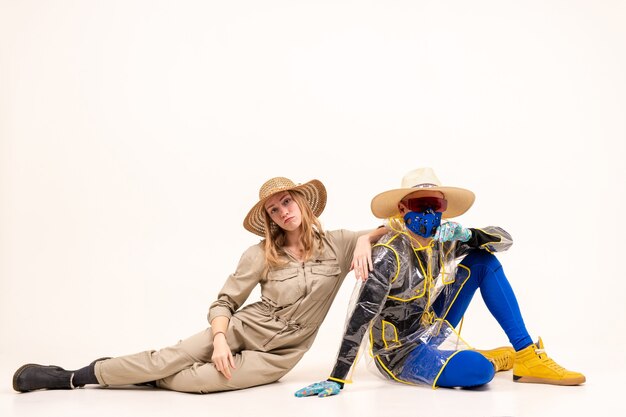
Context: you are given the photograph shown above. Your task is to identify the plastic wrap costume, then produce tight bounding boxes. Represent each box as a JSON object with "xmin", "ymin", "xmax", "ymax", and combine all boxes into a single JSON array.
[{"xmin": 328, "ymin": 221, "xmax": 513, "ymax": 388}]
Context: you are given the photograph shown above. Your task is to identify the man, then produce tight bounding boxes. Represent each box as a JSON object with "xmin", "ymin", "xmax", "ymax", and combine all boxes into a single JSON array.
[{"xmin": 296, "ymin": 167, "xmax": 584, "ymax": 397}]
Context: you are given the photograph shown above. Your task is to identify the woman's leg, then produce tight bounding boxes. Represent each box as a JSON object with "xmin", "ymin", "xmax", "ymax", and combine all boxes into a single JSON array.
[
  {"xmin": 157, "ymin": 346, "xmax": 302, "ymax": 394},
  {"xmin": 95, "ymin": 328, "xmax": 216, "ymax": 386},
  {"xmin": 12, "ymin": 328, "xmax": 217, "ymax": 393},
  {"xmin": 96, "ymin": 328, "xmax": 304, "ymax": 394},
  {"xmin": 436, "ymin": 249, "xmax": 533, "ymax": 351}
]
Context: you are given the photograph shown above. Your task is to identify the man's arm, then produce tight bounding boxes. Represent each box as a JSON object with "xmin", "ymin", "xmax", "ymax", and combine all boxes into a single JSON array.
[
  {"xmin": 465, "ymin": 226, "xmax": 513, "ymax": 253},
  {"xmin": 295, "ymin": 245, "xmax": 397, "ymax": 398},
  {"xmin": 328, "ymin": 246, "xmax": 397, "ymax": 383}
]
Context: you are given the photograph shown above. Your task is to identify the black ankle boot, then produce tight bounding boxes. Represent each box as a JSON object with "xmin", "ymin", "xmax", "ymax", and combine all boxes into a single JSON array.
[
  {"xmin": 13, "ymin": 364, "xmax": 74, "ymax": 393},
  {"xmin": 134, "ymin": 380, "xmax": 158, "ymax": 388}
]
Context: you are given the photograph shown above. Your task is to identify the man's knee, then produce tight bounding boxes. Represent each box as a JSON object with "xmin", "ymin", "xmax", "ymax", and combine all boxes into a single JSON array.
[
  {"xmin": 437, "ymin": 350, "xmax": 495, "ymax": 388},
  {"xmin": 460, "ymin": 249, "xmax": 502, "ymax": 272}
]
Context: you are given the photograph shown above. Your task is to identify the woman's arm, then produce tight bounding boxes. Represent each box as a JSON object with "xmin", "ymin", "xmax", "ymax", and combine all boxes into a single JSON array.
[
  {"xmin": 207, "ymin": 245, "xmax": 265, "ymax": 323},
  {"xmin": 210, "ymin": 316, "xmax": 236, "ymax": 379},
  {"xmin": 207, "ymin": 245, "xmax": 265, "ymax": 379}
]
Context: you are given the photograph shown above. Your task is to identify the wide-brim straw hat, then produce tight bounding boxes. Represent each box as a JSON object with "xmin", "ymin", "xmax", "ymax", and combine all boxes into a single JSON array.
[
  {"xmin": 244, "ymin": 177, "xmax": 327, "ymax": 236},
  {"xmin": 371, "ymin": 167, "xmax": 475, "ymax": 219}
]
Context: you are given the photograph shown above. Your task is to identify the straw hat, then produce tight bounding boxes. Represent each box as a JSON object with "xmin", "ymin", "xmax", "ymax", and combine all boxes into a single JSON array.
[
  {"xmin": 243, "ymin": 177, "xmax": 327, "ymax": 236},
  {"xmin": 370, "ymin": 167, "xmax": 475, "ymax": 219}
]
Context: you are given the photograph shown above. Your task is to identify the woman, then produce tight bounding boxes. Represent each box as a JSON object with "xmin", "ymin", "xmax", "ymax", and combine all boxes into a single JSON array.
[
  {"xmin": 296, "ymin": 168, "xmax": 585, "ymax": 398},
  {"xmin": 13, "ymin": 176, "xmax": 386, "ymax": 394}
]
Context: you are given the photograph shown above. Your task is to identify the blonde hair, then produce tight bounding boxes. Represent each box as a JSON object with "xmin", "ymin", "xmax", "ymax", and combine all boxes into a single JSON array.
[{"xmin": 261, "ymin": 190, "xmax": 324, "ymax": 276}]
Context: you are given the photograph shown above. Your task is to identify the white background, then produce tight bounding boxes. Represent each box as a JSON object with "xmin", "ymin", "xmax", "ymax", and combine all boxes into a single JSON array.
[{"xmin": 1, "ymin": 1, "xmax": 625, "ymax": 416}]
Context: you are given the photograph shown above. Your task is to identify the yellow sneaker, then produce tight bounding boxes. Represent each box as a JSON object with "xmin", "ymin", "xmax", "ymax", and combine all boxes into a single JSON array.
[
  {"xmin": 513, "ymin": 337, "xmax": 585, "ymax": 386},
  {"xmin": 476, "ymin": 346, "xmax": 515, "ymax": 372}
]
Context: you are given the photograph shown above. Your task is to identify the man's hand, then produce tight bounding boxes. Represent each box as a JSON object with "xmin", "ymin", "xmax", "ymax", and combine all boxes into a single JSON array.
[
  {"xmin": 434, "ymin": 222, "xmax": 471, "ymax": 242},
  {"xmin": 294, "ymin": 380, "xmax": 341, "ymax": 398}
]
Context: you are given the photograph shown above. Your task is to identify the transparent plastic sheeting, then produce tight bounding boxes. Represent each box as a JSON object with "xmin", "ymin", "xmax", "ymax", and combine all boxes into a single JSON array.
[{"xmin": 329, "ymin": 220, "xmax": 512, "ymax": 387}]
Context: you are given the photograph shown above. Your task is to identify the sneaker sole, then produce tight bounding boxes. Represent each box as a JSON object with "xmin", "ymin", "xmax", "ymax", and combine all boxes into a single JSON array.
[{"xmin": 513, "ymin": 374, "xmax": 586, "ymax": 386}]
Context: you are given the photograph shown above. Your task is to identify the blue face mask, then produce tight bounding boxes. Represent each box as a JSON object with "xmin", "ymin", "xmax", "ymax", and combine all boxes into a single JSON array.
[{"xmin": 404, "ymin": 209, "xmax": 442, "ymax": 238}]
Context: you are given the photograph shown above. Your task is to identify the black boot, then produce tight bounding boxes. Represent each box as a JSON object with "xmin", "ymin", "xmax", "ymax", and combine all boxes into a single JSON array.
[
  {"xmin": 13, "ymin": 364, "xmax": 74, "ymax": 393},
  {"xmin": 134, "ymin": 380, "xmax": 158, "ymax": 388},
  {"xmin": 84, "ymin": 357, "xmax": 155, "ymax": 388}
]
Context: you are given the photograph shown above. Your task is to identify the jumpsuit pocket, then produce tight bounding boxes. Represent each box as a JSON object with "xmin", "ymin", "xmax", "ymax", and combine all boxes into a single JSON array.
[
  {"xmin": 388, "ymin": 276, "xmax": 426, "ymax": 301},
  {"xmin": 381, "ymin": 320, "xmax": 401, "ymax": 350},
  {"xmin": 262, "ymin": 267, "xmax": 304, "ymax": 307},
  {"xmin": 309, "ymin": 263, "xmax": 341, "ymax": 301}
]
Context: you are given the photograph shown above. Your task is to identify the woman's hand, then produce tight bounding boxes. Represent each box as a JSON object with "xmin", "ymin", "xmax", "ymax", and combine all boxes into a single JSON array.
[
  {"xmin": 211, "ymin": 333, "xmax": 236, "ymax": 379},
  {"xmin": 350, "ymin": 235, "xmax": 374, "ymax": 282}
]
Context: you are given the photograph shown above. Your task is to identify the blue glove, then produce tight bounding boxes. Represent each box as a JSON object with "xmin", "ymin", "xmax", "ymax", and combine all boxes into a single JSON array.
[
  {"xmin": 294, "ymin": 380, "xmax": 341, "ymax": 398},
  {"xmin": 434, "ymin": 222, "xmax": 471, "ymax": 242}
]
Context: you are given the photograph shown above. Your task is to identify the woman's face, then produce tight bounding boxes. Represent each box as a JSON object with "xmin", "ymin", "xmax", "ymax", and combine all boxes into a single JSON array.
[{"xmin": 264, "ymin": 191, "xmax": 302, "ymax": 233}]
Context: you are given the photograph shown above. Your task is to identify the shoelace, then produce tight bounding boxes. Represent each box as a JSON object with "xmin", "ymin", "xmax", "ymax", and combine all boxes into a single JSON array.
[
  {"xmin": 492, "ymin": 353, "xmax": 514, "ymax": 370},
  {"xmin": 534, "ymin": 348, "xmax": 567, "ymax": 373}
]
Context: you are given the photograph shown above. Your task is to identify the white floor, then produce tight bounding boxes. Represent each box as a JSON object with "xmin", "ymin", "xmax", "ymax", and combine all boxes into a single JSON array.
[{"xmin": 1, "ymin": 359, "xmax": 623, "ymax": 417}]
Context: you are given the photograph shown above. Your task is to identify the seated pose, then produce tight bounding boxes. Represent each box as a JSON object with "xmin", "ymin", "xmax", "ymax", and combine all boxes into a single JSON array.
[
  {"xmin": 13, "ymin": 176, "xmax": 387, "ymax": 394},
  {"xmin": 296, "ymin": 168, "xmax": 585, "ymax": 398}
]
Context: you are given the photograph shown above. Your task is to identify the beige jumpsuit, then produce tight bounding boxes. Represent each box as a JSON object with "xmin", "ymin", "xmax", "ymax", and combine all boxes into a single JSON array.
[{"xmin": 94, "ymin": 229, "xmax": 365, "ymax": 393}]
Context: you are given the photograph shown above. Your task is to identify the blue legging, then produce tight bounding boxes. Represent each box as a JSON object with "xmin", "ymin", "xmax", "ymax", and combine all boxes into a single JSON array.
[{"xmin": 433, "ymin": 250, "xmax": 533, "ymax": 387}]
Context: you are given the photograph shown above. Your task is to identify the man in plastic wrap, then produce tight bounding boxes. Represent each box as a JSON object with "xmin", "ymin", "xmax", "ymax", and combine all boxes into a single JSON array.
[{"xmin": 296, "ymin": 167, "xmax": 585, "ymax": 398}]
